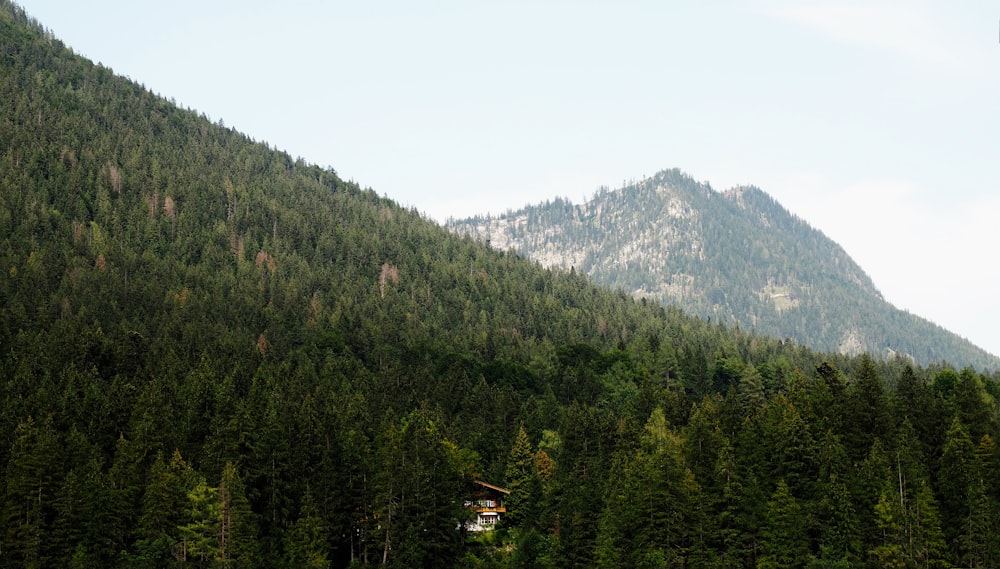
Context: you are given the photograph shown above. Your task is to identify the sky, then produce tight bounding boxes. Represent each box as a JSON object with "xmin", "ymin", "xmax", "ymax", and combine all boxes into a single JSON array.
[{"xmin": 21, "ymin": 1, "xmax": 1000, "ymax": 360}]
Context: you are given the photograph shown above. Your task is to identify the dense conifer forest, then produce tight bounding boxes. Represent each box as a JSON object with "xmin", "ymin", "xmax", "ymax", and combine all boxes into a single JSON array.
[{"xmin": 2, "ymin": 2, "xmax": 1000, "ymax": 567}]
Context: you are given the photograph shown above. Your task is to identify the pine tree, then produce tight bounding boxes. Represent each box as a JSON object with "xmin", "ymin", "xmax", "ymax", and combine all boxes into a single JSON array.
[
  {"xmin": 757, "ymin": 480, "xmax": 810, "ymax": 569},
  {"xmin": 372, "ymin": 408, "xmax": 466, "ymax": 568},
  {"xmin": 604, "ymin": 407, "xmax": 702, "ymax": 567},
  {"xmin": 909, "ymin": 480, "xmax": 947, "ymax": 569},
  {"xmin": 770, "ymin": 394, "xmax": 819, "ymax": 497},
  {"xmin": 592, "ymin": 507, "xmax": 623, "ymax": 569},
  {"xmin": 505, "ymin": 425, "xmax": 539, "ymax": 527},
  {"xmin": 815, "ymin": 474, "xmax": 860, "ymax": 567},
  {"xmin": 870, "ymin": 488, "xmax": 906, "ymax": 569},
  {"xmin": 2, "ymin": 415, "xmax": 62, "ymax": 569},
  {"xmin": 177, "ymin": 475, "xmax": 221, "ymax": 564},
  {"xmin": 134, "ymin": 450, "xmax": 192, "ymax": 563},
  {"xmin": 845, "ymin": 354, "xmax": 892, "ymax": 461},
  {"xmin": 938, "ymin": 416, "xmax": 976, "ymax": 558},
  {"xmin": 960, "ymin": 477, "xmax": 997, "ymax": 568},
  {"xmin": 284, "ymin": 487, "xmax": 329, "ymax": 569},
  {"xmin": 218, "ymin": 461, "xmax": 258, "ymax": 568}
]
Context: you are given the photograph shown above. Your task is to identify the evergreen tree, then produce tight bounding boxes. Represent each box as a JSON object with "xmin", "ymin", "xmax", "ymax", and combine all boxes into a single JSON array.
[
  {"xmin": 952, "ymin": 367, "xmax": 996, "ymax": 442},
  {"xmin": 105, "ymin": 433, "xmax": 146, "ymax": 561},
  {"xmin": 815, "ymin": 361, "xmax": 847, "ymax": 423},
  {"xmin": 760, "ymin": 394, "xmax": 818, "ymax": 500},
  {"xmin": 845, "ymin": 354, "xmax": 892, "ymax": 461},
  {"xmin": 869, "ymin": 488, "xmax": 906, "ymax": 569},
  {"xmin": 504, "ymin": 425, "xmax": 538, "ymax": 527},
  {"xmin": 218, "ymin": 461, "xmax": 258, "ymax": 568},
  {"xmin": 938, "ymin": 416, "xmax": 976, "ymax": 558},
  {"xmin": 909, "ymin": 480, "xmax": 947, "ymax": 569},
  {"xmin": 757, "ymin": 480, "xmax": 810, "ymax": 569},
  {"xmin": 284, "ymin": 487, "xmax": 330, "ymax": 569},
  {"xmin": 373, "ymin": 408, "xmax": 467, "ymax": 568},
  {"xmin": 893, "ymin": 365, "xmax": 944, "ymax": 464},
  {"xmin": 177, "ymin": 474, "xmax": 222, "ymax": 564},
  {"xmin": 960, "ymin": 477, "xmax": 998, "ymax": 568},
  {"xmin": 604, "ymin": 407, "xmax": 702, "ymax": 567},
  {"xmin": 49, "ymin": 458, "xmax": 107, "ymax": 567},
  {"xmin": 592, "ymin": 507, "xmax": 623, "ymax": 569},
  {"xmin": 2, "ymin": 415, "xmax": 62, "ymax": 569},
  {"xmin": 134, "ymin": 450, "xmax": 192, "ymax": 563},
  {"xmin": 814, "ymin": 472, "xmax": 860, "ymax": 567}
]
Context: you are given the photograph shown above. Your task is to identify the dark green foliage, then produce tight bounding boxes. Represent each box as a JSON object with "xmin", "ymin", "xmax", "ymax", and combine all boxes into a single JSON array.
[
  {"xmin": 3, "ymin": 415, "xmax": 61, "ymax": 568},
  {"xmin": 3, "ymin": 3, "xmax": 1000, "ymax": 568},
  {"xmin": 596, "ymin": 408, "xmax": 703, "ymax": 567},
  {"xmin": 845, "ymin": 354, "xmax": 894, "ymax": 461},
  {"xmin": 757, "ymin": 480, "xmax": 809, "ymax": 569},
  {"xmin": 938, "ymin": 417, "xmax": 977, "ymax": 556},
  {"xmin": 503, "ymin": 425, "xmax": 539, "ymax": 527},
  {"xmin": 284, "ymin": 488, "xmax": 329, "ymax": 569}
]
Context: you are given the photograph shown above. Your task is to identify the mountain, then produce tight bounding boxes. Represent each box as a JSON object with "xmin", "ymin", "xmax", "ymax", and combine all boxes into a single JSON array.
[
  {"xmin": 449, "ymin": 169, "xmax": 1000, "ymax": 370},
  {"xmin": 4, "ymin": 3, "xmax": 1000, "ymax": 568},
  {"xmin": 0, "ymin": 4, "xmax": 754, "ymax": 565}
]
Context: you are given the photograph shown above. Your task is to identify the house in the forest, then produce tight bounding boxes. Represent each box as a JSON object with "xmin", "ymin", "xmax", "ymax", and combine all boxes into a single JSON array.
[{"xmin": 465, "ymin": 480, "xmax": 510, "ymax": 531}]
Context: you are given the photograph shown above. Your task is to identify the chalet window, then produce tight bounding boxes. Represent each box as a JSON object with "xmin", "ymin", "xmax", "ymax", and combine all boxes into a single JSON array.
[{"xmin": 466, "ymin": 480, "xmax": 510, "ymax": 532}]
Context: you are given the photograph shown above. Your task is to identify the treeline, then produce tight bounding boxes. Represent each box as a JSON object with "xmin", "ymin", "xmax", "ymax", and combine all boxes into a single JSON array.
[
  {"xmin": 3, "ymin": 2, "xmax": 1000, "ymax": 568},
  {"xmin": 497, "ymin": 355, "xmax": 1000, "ymax": 569}
]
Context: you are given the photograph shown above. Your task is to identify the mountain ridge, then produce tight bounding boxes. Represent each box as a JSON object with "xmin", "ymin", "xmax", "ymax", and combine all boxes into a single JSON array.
[{"xmin": 450, "ymin": 169, "xmax": 999, "ymax": 370}]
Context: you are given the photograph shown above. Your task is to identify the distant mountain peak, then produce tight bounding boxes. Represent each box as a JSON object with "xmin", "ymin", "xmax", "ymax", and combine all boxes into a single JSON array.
[{"xmin": 450, "ymin": 169, "xmax": 999, "ymax": 369}]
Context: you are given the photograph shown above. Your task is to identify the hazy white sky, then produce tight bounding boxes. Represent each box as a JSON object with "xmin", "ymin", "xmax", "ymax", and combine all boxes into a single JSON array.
[{"xmin": 22, "ymin": 1, "xmax": 1000, "ymax": 361}]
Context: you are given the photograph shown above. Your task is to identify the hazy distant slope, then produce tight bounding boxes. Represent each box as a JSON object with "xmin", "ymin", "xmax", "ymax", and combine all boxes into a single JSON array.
[{"xmin": 450, "ymin": 169, "xmax": 1000, "ymax": 370}]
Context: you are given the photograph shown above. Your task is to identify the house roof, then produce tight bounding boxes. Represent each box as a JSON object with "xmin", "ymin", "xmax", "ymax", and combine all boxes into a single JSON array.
[{"xmin": 474, "ymin": 480, "xmax": 511, "ymax": 494}]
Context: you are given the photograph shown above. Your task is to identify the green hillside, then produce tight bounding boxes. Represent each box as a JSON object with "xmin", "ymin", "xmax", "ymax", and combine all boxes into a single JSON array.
[
  {"xmin": 4, "ymin": 3, "xmax": 1000, "ymax": 568},
  {"xmin": 450, "ymin": 170, "xmax": 1000, "ymax": 370}
]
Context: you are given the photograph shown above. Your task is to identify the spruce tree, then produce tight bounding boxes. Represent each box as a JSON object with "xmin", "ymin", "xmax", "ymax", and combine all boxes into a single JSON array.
[
  {"xmin": 910, "ymin": 480, "xmax": 947, "ymax": 569},
  {"xmin": 869, "ymin": 488, "xmax": 906, "ymax": 569},
  {"xmin": 218, "ymin": 461, "xmax": 258, "ymax": 568},
  {"xmin": 2, "ymin": 415, "xmax": 62, "ymax": 569},
  {"xmin": 505, "ymin": 425, "xmax": 538, "ymax": 527},
  {"xmin": 938, "ymin": 417, "xmax": 976, "ymax": 557},
  {"xmin": 284, "ymin": 488, "xmax": 329, "ymax": 569},
  {"xmin": 177, "ymin": 475, "xmax": 221, "ymax": 564},
  {"xmin": 134, "ymin": 450, "xmax": 192, "ymax": 562},
  {"xmin": 757, "ymin": 480, "xmax": 810, "ymax": 569}
]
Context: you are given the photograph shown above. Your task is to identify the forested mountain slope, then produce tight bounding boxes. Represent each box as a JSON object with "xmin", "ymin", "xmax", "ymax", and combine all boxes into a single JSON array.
[
  {"xmin": 4, "ymin": 2, "xmax": 1000, "ymax": 568},
  {"xmin": 450, "ymin": 171, "xmax": 1000, "ymax": 370}
]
